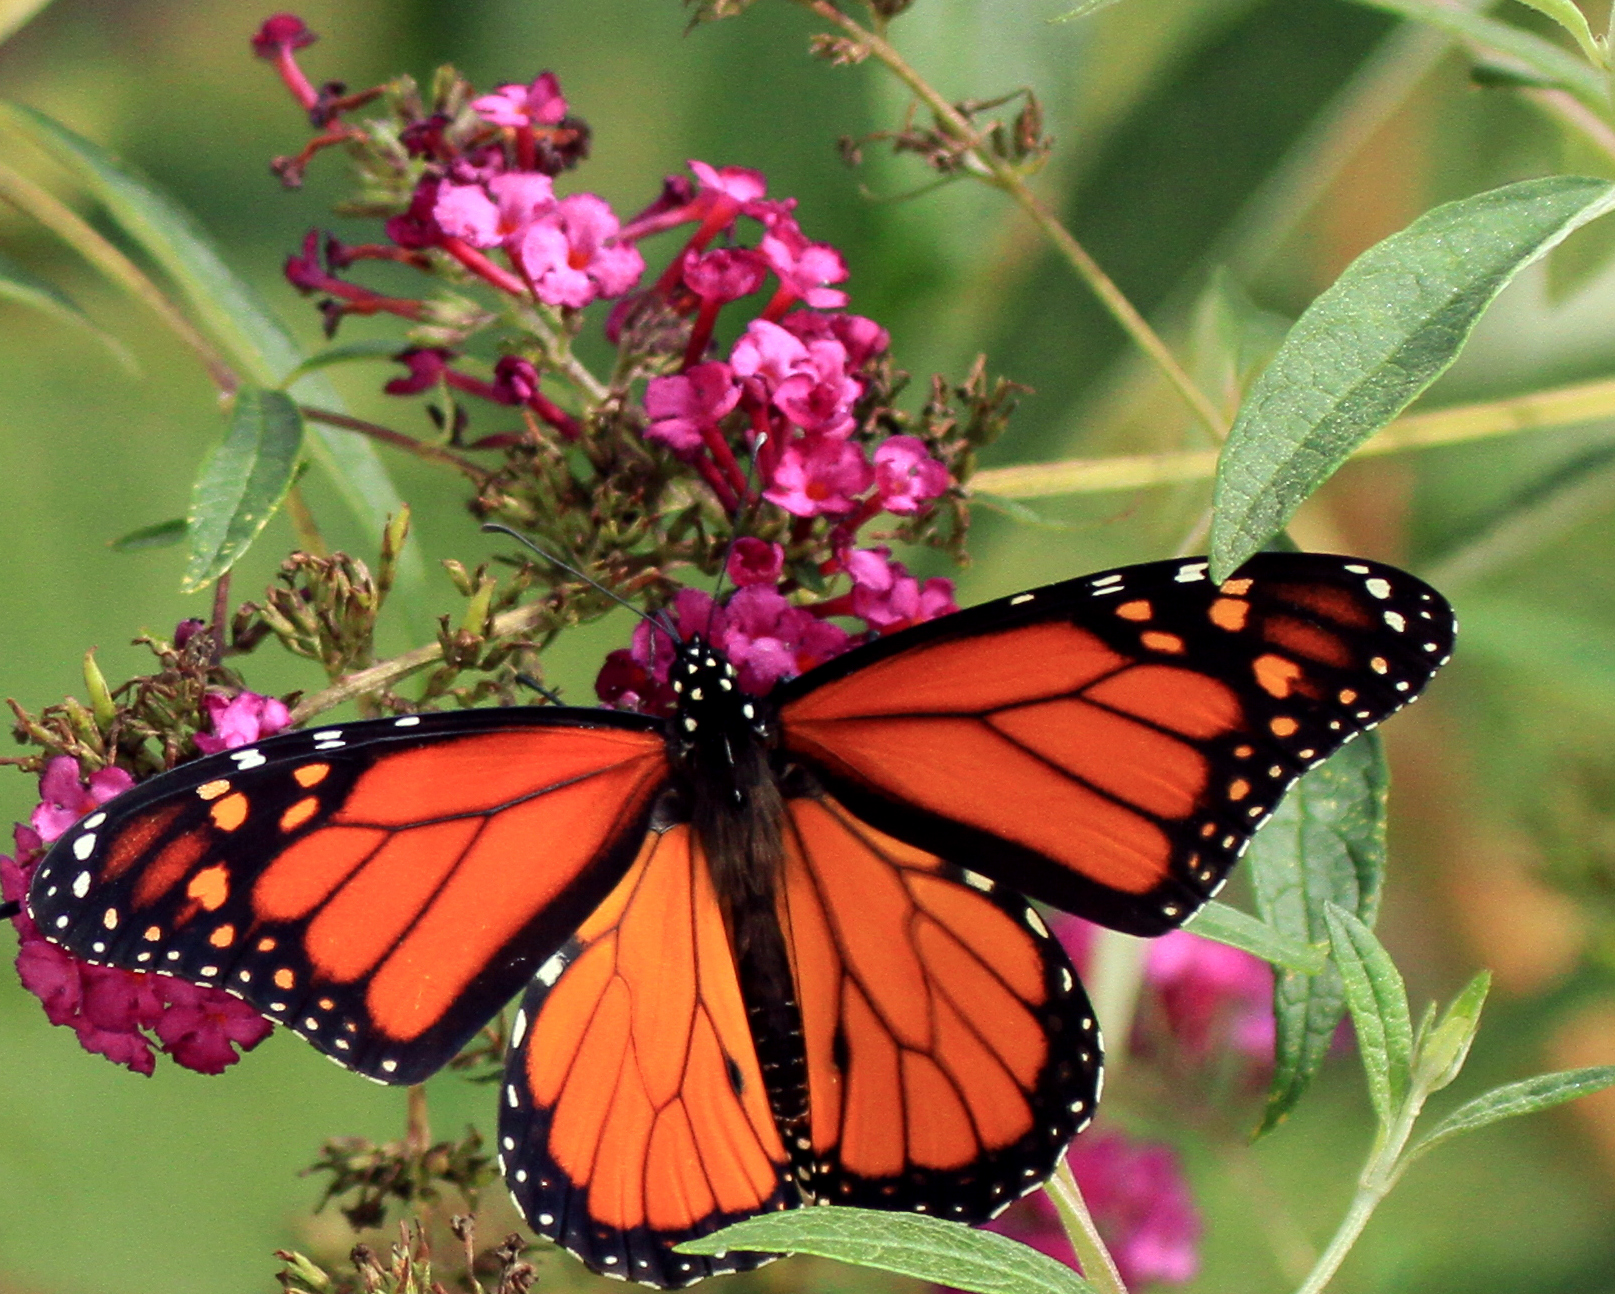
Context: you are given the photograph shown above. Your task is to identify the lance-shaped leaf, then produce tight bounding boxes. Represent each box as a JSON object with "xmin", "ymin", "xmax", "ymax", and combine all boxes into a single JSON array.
[
  {"xmin": 109, "ymin": 518, "xmax": 188, "ymax": 553},
  {"xmin": 183, "ymin": 389, "xmax": 304, "ymax": 593},
  {"xmin": 678, "ymin": 1207, "xmax": 1094, "ymax": 1294},
  {"xmin": 1248, "ymin": 734, "xmax": 1389, "ymax": 1134},
  {"xmin": 0, "ymin": 104, "xmax": 426, "ymax": 615},
  {"xmin": 1324, "ymin": 901, "xmax": 1413, "ymax": 1127},
  {"xmin": 1400, "ymin": 1066, "xmax": 1615, "ymax": 1175},
  {"xmin": 0, "ymin": 248, "xmax": 135, "ymax": 371},
  {"xmin": 1183, "ymin": 900, "xmax": 1327, "ymax": 974},
  {"xmin": 1211, "ymin": 175, "xmax": 1615, "ymax": 580}
]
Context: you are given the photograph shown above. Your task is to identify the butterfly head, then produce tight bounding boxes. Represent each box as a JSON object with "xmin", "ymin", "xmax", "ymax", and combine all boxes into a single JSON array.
[{"xmin": 668, "ymin": 636, "xmax": 771, "ymax": 756}]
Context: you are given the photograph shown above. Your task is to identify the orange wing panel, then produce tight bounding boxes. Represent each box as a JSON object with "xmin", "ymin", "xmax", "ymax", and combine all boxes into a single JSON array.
[
  {"xmin": 790, "ymin": 716, "xmax": 1170, "ymax": 894},
  {"xmin": 252, "ymin": 826, "xmax": 387, "ymax": 922},
  {"xmin": 1081, "ymin": 664, "xmax": 1243, "ymax": 739},
  {"xmin": 502, "ymin": 824, "xmax": 793, "ymax": 1285},
  {"xmin": 782, "ymin": 621, "xmax": 1127, "ymax": 722},
  {"xmin": 778, "ymin": 795, "xmax": 1101, "ymax": 1220}
]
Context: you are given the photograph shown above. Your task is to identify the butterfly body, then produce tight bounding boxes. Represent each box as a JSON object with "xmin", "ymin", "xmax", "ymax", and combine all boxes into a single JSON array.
[{"xmin": 24, "ymin": 552, "xmax": 1456, "ymax": 1287}]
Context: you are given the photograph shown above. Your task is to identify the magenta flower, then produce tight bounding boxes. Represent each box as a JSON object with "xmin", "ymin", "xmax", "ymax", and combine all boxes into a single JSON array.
[
  {"xmin": 873, "ymin": 435, "xmax": 950, "ymax": 514},
  {"xmin": 517, "ymin": 195, "xmax": 645, "ymax": 308},
  {"xmin": 845, "ymin": 547, "xmax": 957, "ymax": 631},
  {"xmin": 689, "ymin": 160, "xmax": 768, "ymax": 209},
  {"xmin": 382, "ymin": 347, "xmax": 454, "ymax": 396},
  {"xmin": 780, "ymin": 309, "xmax": 890, "ymax": 369},
  {"xmin": 727, "ymin": 538, "xmax": 785, "ymax": 588},
  {"xmin": 193, "ymin": 690, "xmax": 292, "ymax": 755},
  {"xmin": 30, "ymin": 756, "xmax": 133, "ymax": 845},
  {"xmin": 730, "ymin": 319, "xmax": 816, "ymax": 395},
  {"xmin": 386, "ymin": 180, "xmax": 447, "ymax": 250},
  {"xmin": 764, "ymin": 438, "xmax": 874, "ymax": 517},
  {"xmin": 154, "ymin": 978, "xmax": 274, "ymax": 1075},
  {"xmin": 760, "ymin": 214, "xmax": 850, "ymax": 310},
  {"xmin": 644, "ymin": 363, "xmax": 742, "ymax": 457},
  {"xmin": 251, "ymin": 14, "xmax": 318, "ymax": 113},
  {"xmin": 980, "ymin": 1133, "xmax": 1201, "ymax": 1290},
  {"xmin": 683, "ymin": 247, "xmax": 769, "ymax": 306},
  {"xmin": 773, "ymin": 341, "xmax": 861, "ymax": 438},
  {"xmin": 432, "ymin": 173, "xmax": 555, "ymax": 249},
  {"xmin": 472, "ymin": 73, "xmax": 569, "ymax": 128},
  {"xmin": 1146, "ymin": 928, "xmax": 1275, "ymax": 1060},
  {"xmin": 717, "ymin": 586, "xmax": 852, "ymax": 693}
]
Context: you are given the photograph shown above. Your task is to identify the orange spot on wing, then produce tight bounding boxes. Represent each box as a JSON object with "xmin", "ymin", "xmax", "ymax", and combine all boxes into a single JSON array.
[
  {"xmin": 1339, "ymin": 688, "xmax": 1358, "ymax": 704},
  {"xmin": 1220, "ymin": 578, "xmax": 1254, "ymax": 595},
  {"xmin": 185, "ymin": 863, "xmax": 230, "ymax": 912},
  {"xmin": 294, "ymin": 763, "xmax": 330, "ymax": 788},
  {"xmin": 781, "ymin": 622, "xmax": 1129, "ymax": 723},
  {"xmin": 1229, "ymin": 779, "xmax": 1251, "ymax": 801},
  {"xmin": 1210, "ymin": 598, "xmax": 1249, "ymax": 631},
  {"xmin": 308, "ymin": 816, "xmax": 481, "ymax": 985},
  {"xmin": 210, "ymin": 793, "xmax": 248, "ymax": 832},
  {"xmin": 1116, "ymin": 599, "xmax": 1152, "ymax": 622},
  {"xmin": 208, "ymin": 924, "xmax": 235, "ymax": 948},
  {"xmin": 1270, "ymin": 716, "xmax": 1298, "ymax": 737},
  {"xmin": 1263, "ymin": 615, "xmax": 1351, "ymax": 667},
  {"xmin": 903, "ymin": 1052, "xmax": 978, "ymax": 1170},
  {"xmin": 257, "ymin": 936, "xmax": 278, "ymax": 953},
  {"xmin": 274, "ymin": 968, "xmax": 295, "ymax": 990},
  {"xmin": 790, "ymin": 718, "xmax": 1170, "ymax": 892},
  {"xmin": 1140, "ymin": 631, "xmax": 1185, "ymax": 654},
  {"xmin": 253, "ymin": 826, "xmax": 387, "ymax": 922},
  {"xmin": 1083, "ymin": 664, "xmax": 1242, "ymax": 739},
  {"xmin": 280, "ymin": 796, "xmax": 320, "ymax": 833},
  {"xmin": 336, "ymin": 728, "xmax": 663, "ymax": 826},
  {"xmin": 1254, "ymin": 654, "xmax": 1303, "ymax": 698},
  {"xmin": 989, "ymin": 698, "xmax": 1208, "ymax": 820},
  {"xmin": 196, "ymin": 779, "xmax": 232, "ymax": 801},
  {"xmin": 103, "ymin": 804, "xmax": 184, "ymax": 882}
]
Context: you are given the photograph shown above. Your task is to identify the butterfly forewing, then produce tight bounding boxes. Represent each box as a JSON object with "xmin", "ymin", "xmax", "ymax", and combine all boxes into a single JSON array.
[
  {"xmin": 777, "ymin": 793, "xmax": 1101, "ymax": 1220},
  {"xmin": 777, "ymin": 553, "xmax": 1455, "ymax": 936},
  {"xmin": 27, "ymin": 709, "xmax": 668, "ymax": 1082},
  {"xmin": 500, "ymin": 821, "xmax": 794, "ymax": 1287}
]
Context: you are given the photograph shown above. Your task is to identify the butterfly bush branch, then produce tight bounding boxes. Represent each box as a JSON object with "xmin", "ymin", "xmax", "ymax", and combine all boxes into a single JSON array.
[
  {"xmin": 785, "ymin": 0, "xmax": 1230, "ymax": 441},
  {"xmin": 1048, "ymin": 1161, "xmax": 1131, "ymax": 1294}
]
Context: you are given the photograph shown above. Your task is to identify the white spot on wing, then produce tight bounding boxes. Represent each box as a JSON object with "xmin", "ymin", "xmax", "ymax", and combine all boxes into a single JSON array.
[
  {"xmin": 1365, "ymin": 578, "xmax": 1391, "ymax": 599},
  {"xmin": 73, "ymin": 871, "xmax": 91, "ymax": 898},
  {"xmin": 82, "ymin": 812, "xmax": 106, "ymax": 830},
  {"xmin": 1176, "ymin": 562, "xmax": 1208, "ymax": 582},
  {"xmin": 512, "ymin": 1007, "xmax": 529, "ymax": 1046},
  {"xmin": 1010, "ymin": 593, "xmax": 1035, "ymax": 605},
  {"xmin": 537, "ymin": 956, "xmax": 565, "ymax": 987},
  {"xmin": 394, "ymin": 715, "xmax": 422, "ymax": 727},
  {"xmin": 231, "ymin": 749, "xmax": 266, "ymax": 770},
  {"xmin": 73, "ymin": 835, "xmax": 96, "ymax": 860}
]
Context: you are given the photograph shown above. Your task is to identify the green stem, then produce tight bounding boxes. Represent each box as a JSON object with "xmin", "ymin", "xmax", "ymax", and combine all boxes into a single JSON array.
[
  {"xmin": 793, "ymin": 0, "xmax": 1229, "ymax": 441},
  {"xmin": 1047, "ymin": 1160, "xmax": 1130, "ymax": 1294},
  {"xmin": 0, "ymin": 157, "xmax": 238, "ymax": 394},
  {"xmin": 299, "ymin": 405, "xmax": 493, "ymax": 484},
  {"xmin": 971, "ymin": 372, "xmax": 1615, "ymax": 499}
]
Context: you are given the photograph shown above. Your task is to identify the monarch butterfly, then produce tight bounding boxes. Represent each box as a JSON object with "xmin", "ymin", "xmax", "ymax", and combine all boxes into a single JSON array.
[{"xmin": 24, "ymin": 551, "xmax": 1453, "ymax": 1287}]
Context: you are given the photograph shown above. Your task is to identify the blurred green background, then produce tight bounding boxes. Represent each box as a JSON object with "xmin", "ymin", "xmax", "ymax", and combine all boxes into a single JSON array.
[{"xmin": 3, "ymin": 0, "xmax": 1615, "ymax": 1292}]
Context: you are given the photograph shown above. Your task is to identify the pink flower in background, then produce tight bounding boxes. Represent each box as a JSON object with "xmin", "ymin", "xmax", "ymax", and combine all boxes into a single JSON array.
[
  {"xmin": 154, "ymin": 979, "xmax": 274, "ymax": 1075},
  {"xmin": 194, "ymin": 691, "xmax": 292, "ymax": 754},
  {"xmin": 517, "ymin": 194, "xmax": 645, "ymax": 308},
  {"xmin": 1146, "ymin": 928, "xmax": 1275, "ymax": 1060},
  {"xmin": 29, "ymin": 757, "xmax": 133, "ymax": 845},
  {"xmin": 433, "ymin": 173, "xmax": 555, "ymax": 248},
  {"xmin": 873, "ymin": 435, "xmax": 950, "ymax": 514},
  {"xmin": 779, "ymin": 309, "xmax": 889, "ymax": 369},
  {"xmin": 682, "ymin": 247, "xmax": 768, "ymax": 306},
  {"xmin": 981, "ymin": 1134, "xmax": 1201, "ymax": 1290},
  {"xmin": 644, "ymin": 363, "xmax": 741, "ymax": 456},
  {"xmin": 760, "ymin": 215, "xmax": 850, "ymax": 310},
  {"xmin": 846, "ymin": 548, "xmax": 957, "ymax": 632},
  {"xmin": 727, "ymin": 537, "xmax": 785, "ymax": 588},
  {"xmin": 472, "ymin": 73, "xmax": 568, "ymax": 128},
  {"xmin": 764, "ymin": 438, "xmax": 874, "ymax": 517},
  {"xmin": 772, "ymin": 340, "xmax": 860, "ymax": 438},
  {"xmin": 729, "ymin": 319, "xmax": 815, "ymax": 394},
  {"xmin": 717, "ymin": 586, "xmax": 851, "ymax": 693}
]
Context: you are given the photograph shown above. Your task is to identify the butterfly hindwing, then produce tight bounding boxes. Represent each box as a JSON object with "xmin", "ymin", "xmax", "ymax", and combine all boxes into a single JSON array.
[
  {"xmin": 776, "ymin": 553, "xmax": 1455, "ymax": 936},
  {"xmin": 500, "ymin": 818, "xmax": 795, "ymax": 1287},
  {"xmin": 27, "ymin": 708, "xmax": 669, "ymax": 1082},
  {"xmin": 777, "ymin": 791, "xmax": 1100, "ymax": 1221}
]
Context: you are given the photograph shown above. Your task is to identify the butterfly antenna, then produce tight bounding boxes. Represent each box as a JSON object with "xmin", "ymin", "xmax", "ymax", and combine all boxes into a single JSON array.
[
  {"xmin": 513, "ymin": 671, "xmax": 565, "ymax": 706},
  {"xmin": 481, "ymin": 523, "xmax": 659, "ymax": 628},
  {"xmin": 707, "ymin": 430, "xmax": 768, "ymax": 628}
]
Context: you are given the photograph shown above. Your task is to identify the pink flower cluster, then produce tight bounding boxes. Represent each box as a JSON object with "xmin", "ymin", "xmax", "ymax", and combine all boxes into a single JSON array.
[
  {"xmin": 984, "ymin": 1133, "xmax": 1202, "ymax": 1289},
  {"xmin": 0, "ymin": 691, "xmax": 290, "ymax": 1075}
]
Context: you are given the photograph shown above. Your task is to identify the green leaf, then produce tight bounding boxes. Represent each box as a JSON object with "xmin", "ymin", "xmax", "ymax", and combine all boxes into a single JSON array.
[
  {"xmin": 1183, "ymin": 901, "xmax": 1327, "ymax": 973},
  {"xmin": 0, "ymin": 104, "xmax": 427, "ymax": 620},
  {"xmin": 1248, "ymin": 734, "xmax": 1390, "ymax": 1134},
  {"xmin": 182, "ymin": 389, "xmax": 305, "ymax": 593},
  {"xmin": 279, "ymin": 339, "xmax": 408, "ymax": 386},
  {"xmin": 1210, "ymin": 175, "xmax": 1615, "ymax": 581},
  {"xmin": 109, "ymin": 518, "xmax": 188, "ymax": 553},
  {"xmin": 1455, "ymin": 595, "xmax": 1615, "ymax": 711},
  {"xmin": 1412, "ymin": 970, "xmax": 1490, "ymax": 1097},
  {"xmin": 1324, "ymin": 902, "xmax": 1414, "ymax": 1127},
  {"xmin": 1511, "ymin": 0, "xmax": 1606, "ymax": 67},
  {"xmin": 1051, "ymin": 0, "xmax": 1129, "ymax": 23},
  {"xmin": 0, "ymin": 248, "xmax": 136, "ymax": 371},
  {"xmin": 1401, "ymin": 1066, "xmax": 1615, "ymax": 1171},
  {"xmin": 1345, "ymin": 0, "xmax": 1607, "ymax": 109},
  {"xmin": 677, "ymin": 1208, "xmax": 1094, "ymax": 1294}
]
